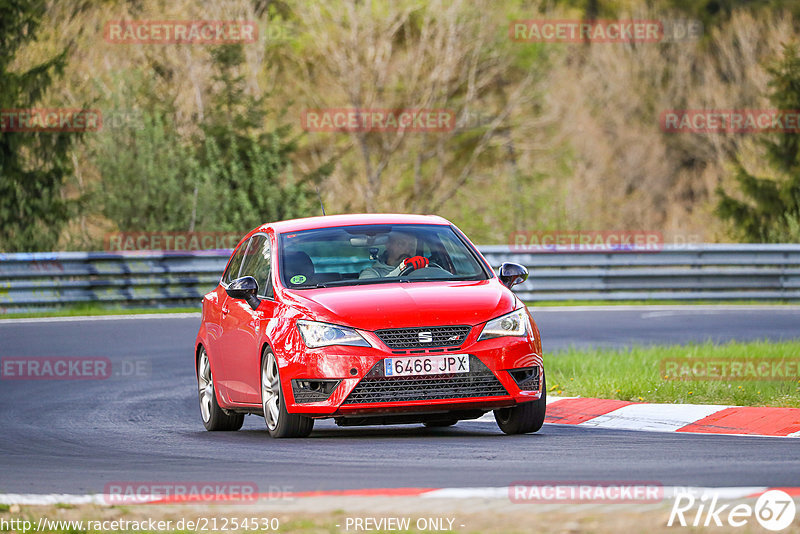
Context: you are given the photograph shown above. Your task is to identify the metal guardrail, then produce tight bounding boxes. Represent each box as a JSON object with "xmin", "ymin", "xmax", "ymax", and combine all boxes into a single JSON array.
[
  {"xmin": 1, "ymin": 245, "xmax": 799, "ymax": 312},
  {"xmin": 0, "ymin": 251, "xmax": 226, "ymax": 312},
  {"xmin": 479, "ymin": 244, "xmax": 800, "ymax": 302}
]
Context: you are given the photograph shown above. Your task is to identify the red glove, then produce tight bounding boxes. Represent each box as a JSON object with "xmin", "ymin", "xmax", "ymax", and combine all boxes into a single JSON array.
[{"xmin": 403, "ymin": 256, "xmax": 429, "ymax": 270}]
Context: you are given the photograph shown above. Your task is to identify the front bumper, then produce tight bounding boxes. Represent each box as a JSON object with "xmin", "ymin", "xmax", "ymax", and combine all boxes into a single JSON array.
[{"xmin": 279, "ymin": 331, "xmax": 544, "ymax": 418}]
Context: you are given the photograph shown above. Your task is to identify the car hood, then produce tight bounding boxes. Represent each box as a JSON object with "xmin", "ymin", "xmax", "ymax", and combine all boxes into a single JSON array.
[{"xmin": 282, "ymin": 279, "xmax": 516, "ymax": 330}]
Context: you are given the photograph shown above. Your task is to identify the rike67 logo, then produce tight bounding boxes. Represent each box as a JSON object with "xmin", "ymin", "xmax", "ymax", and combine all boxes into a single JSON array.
[{"xmin": 668, "ymin": 489, "xmax": 796, "ymax": 531}]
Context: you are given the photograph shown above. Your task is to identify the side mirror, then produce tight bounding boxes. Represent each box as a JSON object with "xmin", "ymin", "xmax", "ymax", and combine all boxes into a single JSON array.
[
  {"xmin": 498, "ymin": 262, "xmax": 528, "ymax": 289},
  {"xmin": 226, "ymin": 276, "xmax": 261, "ymax": 310}
]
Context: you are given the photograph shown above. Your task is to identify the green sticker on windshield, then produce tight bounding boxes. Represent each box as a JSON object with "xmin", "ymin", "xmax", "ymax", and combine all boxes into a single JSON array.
[{"xmin": 290, "ymin": 274, "xmax": 307, "ymax": 284}]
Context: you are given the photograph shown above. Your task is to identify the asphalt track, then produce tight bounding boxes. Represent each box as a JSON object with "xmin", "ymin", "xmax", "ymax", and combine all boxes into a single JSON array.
[{"xmin": 0, "ymin": 306, "xmax": 798, "ymax": 494}]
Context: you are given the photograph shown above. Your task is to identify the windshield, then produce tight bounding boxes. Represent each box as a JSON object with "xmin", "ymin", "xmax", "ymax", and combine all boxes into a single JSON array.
[{"xmin": 278, "ymin": 224, "xmax": 489, "ymax": 288}]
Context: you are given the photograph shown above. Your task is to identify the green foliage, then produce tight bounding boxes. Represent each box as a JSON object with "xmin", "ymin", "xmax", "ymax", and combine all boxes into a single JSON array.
[
  {"xmin": 95, "ymin": 111, "xmax": 195, "ymax": 232},
  {"xmin": 95, "ymin": 45, "xmax": 331, "ymax": 235},
  {"xmin": 8, "ymin": 1, "xmax": 800, "ymax": 250},
  {"xmin": 663, "ymin": 0, "xmax": 800, "ymax": 30},
  {"xmin": 767, "ymin": 211, "xmax": 800, "ymax": 242},
  {"xmin": 193, "ymin": 44, "xmax": 326, "ymax": 230},
  {"xmin": 0, "ymin": 0, "xmax": 79, "ymax": 251},
  {"xmin": 551, "ymin": 0, "xmax": 800, "ymax": 29},
  {"xmin": 717, "ymin": 43, "xmax": 800, "ymax": 242}
]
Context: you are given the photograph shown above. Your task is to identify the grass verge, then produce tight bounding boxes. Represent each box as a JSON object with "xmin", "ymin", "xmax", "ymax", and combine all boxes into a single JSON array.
[
  {"xmin": 547, "ymin": 340, "xmax": 800, "ymax": 407},
  {"xmin": 0, "ymin": 304, "xmax": 199, "ymax": 320}
]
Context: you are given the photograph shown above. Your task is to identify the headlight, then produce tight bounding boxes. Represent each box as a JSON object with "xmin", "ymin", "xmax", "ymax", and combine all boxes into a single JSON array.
[
  {"xmin": 477, "ymin": 308, "xmax": 528, "ymax": 341},
  {"xmin": 296, "ymin": 320, "xmax": 371, "ymax": 348}
]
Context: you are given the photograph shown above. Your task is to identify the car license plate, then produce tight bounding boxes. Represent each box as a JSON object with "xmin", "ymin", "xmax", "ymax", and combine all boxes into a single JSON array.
[{"xmin": 384, "ymin": 355, "xmax": 469, "ymax": 377}]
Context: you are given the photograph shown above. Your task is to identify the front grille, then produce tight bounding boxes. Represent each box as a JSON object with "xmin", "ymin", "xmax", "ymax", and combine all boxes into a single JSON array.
[
  {"xmin": 342, "ymin": 355, "xmax": 509, "ymax": 404},
  {"xmin": 374, "ymin": 325, "xmax": 472, "ymax": 349}
]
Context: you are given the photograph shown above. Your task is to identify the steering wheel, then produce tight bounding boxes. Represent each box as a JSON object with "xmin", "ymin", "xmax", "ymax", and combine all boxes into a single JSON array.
[{"xmin": 398, "ymin": 258, "xmax": 445, "ymax": 277}]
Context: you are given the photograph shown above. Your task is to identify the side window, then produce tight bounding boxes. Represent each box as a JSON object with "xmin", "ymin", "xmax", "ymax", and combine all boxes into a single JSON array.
[
  {"xmin": 222, "ymin": 239, "xmax": 249, "ymax": 285},
  {"xmin": 238, "ymin": 234, "xmax": 273, "ymax": 298}
]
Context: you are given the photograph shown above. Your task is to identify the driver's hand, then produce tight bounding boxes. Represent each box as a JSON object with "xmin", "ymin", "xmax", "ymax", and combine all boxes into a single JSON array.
[{"xmin": 403, "ymin": 256, "xmax": 429, "ymax": 270}]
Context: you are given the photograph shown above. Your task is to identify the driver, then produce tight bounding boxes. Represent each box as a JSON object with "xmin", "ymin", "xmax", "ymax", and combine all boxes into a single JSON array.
[{"xmin": 359, "ymin": 231, "xmax": 429, "ymax": 279}]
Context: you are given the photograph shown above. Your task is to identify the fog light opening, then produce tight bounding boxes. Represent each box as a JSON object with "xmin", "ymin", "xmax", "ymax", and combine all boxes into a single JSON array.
[
  {"xmin": 290, "ymin": 378, "xmax": 341, "ymax": 403},
  {"xmin": 509, "ymin": 366, "xmax": 540, "ymax": 391}
]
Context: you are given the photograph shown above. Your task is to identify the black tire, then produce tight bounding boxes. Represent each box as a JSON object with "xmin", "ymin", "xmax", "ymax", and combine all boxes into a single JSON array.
[
  {"xmin": 261, "ymin": 347, "xmax": 314, "ymax": 438},
  {"xmin": 494, "ymin": 375, "xmax": 547, "ymax": 435},
  {"xmin": 197, "ymin": 346, "xmax": 244, "ymax": 431}
]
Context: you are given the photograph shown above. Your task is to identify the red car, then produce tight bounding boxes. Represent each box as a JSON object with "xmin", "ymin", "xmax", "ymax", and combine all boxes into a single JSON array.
[{"xmin": 195, "ymin": 214, "xmax": 545, "ymax": 438}]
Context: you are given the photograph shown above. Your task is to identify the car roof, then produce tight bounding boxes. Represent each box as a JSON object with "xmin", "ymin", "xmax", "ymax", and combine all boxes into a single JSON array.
[{"xmin": 257, "ymin": 213, "xmax": 451, "ymax": 234}]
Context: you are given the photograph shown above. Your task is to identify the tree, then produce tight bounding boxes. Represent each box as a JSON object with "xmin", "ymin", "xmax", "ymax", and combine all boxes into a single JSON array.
[
  {"xmin": 95, "ymin": 110, "xmax": 196, "ymax": 232},
  {"xmin": 0, "ymin": 0, "xmax": 79, "ymax": 251},
  {"xmin": 96, "ymin": 44, "xmax": 331, "ymax": 235},
  {"xmin": 291, "ymin": 0, "xmax": 541, "ymax": 213},
  {"xmin": 716, "ymin": 43, "xmax": 800, "ymax": 242},
  {"xmin": 192, "ymin": 44, "xmax": 329, "ymax": 231}
]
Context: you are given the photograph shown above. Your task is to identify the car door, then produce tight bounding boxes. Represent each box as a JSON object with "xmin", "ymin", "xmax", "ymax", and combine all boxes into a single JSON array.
[
  {"xmin": 218, "ymin": 233, "xmax": 276, "ymax": 404},
  {"xmin": 204, "ymin": 238, "xmax": 248, "ymax": 403}
]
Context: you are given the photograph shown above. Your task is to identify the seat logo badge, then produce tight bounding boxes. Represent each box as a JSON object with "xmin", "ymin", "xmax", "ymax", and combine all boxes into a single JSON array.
[{"xmin": 418, "ymin": 331, "xmax": 433, "ymax": 343}]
